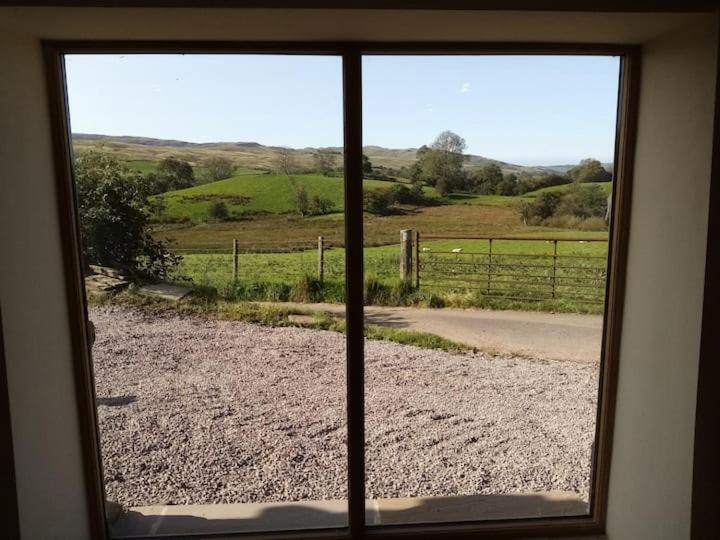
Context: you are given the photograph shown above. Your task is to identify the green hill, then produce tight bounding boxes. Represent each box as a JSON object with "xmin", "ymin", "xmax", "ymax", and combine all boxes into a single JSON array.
[{"xmin": 157, "ymin": 173, "xmax": 406, "ymax": 221}]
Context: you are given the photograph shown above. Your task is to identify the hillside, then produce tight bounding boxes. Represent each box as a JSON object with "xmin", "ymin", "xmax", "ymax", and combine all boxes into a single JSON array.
[
  {"xmin": 157, "ymin": 173, "xmax": 411, "ymax": 221},
  {"xmin": 72, "ymin": 133, "xmax": 550, "ymax": 176}
]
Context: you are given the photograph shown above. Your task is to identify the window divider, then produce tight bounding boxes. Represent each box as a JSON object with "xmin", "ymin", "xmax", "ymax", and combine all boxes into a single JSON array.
[{"xmin": 342, "ymin": 49, "xmax": 367, "ymax": 537}]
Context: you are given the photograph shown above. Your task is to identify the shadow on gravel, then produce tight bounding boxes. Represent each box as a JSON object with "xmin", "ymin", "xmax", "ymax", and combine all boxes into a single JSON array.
[
  {"xmin": 111, "ymin": 493, "xmax": 589, "ymax": 536},
  {"xmin": 97, "ymin": 395, "xmax": 137, "ymax": 407}
]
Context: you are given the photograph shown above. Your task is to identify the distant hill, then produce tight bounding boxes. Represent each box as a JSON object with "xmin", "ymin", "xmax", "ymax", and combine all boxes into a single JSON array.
[
  {"xmin": 72, "ymin": 133, "xmax": 553, "ymax": 177},
  {"xmin": 539, "ymin": 163, "xmax": 614, "ymax": 175}
]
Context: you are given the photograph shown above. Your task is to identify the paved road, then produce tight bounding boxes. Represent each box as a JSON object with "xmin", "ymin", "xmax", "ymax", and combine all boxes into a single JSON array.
[{"xmin": 267, "ymin": 303, "xmax": 603, "ymax": 363}]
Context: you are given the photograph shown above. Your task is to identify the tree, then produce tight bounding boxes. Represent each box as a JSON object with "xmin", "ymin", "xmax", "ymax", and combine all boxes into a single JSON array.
[
  {"xmin": 362, "ymin": 154, "xmax": 373, "ymax": 175},
  {"xmin": 413, "ymin": 131, "xmax": 466, "ymax": 193},
  {"xmin": 314, "ymin": 150, "xmax": 338, "ymax": 176},
  {"xmin": 202, "ymin": 156, "xmax": 235, "ymax": 182},
  {"xmin": 292, "ymin": 183, "xmax": 310, "ymax": 216},
  {"xmin": 74, "ymin": 152, "xmax": 179, "ymax": 279},
  {"xmin": 208, "ymin": 201, "xmax": 229, "ymax": 221},
  {"xmin": 158, "ymin": 158, "xmax": 194, "ymax": 189},
  {"xmin": 363, "ymin": 188, "xmax": 394, "ymax": 215},
  {"xmin": 473, "ymin": 163, "xmax": 504, "ymax": 194},
  {"xmin": 556, "ymin": 183, "xmax": 608, "ymax": 218},
  {"xmin": 495, "ymin": 173, "xmax": 519, "ymax": 196},
  {"xmin": 567, "ymin": 158, "xmax": 612, "ymax": 183},
  {"xmin": 275, "ymin": 147, "xmax": 297, "ymax": 179},
  {"xmin": 309, "ymin": 195, "xmax": 334, "ymax": 215}
]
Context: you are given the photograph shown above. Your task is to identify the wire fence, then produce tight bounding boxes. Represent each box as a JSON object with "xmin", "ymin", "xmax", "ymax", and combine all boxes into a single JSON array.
[
  {"xmin": 173, "ymin": 232, "xmax": 608, "ymax": 306},
  {"xmin": 417, "ymin": 235, "xmax": 607, "ymax": 305}
]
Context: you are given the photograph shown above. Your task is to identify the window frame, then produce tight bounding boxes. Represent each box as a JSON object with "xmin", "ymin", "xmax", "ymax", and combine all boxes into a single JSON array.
[{"xmin": 43, "ymin": 40, "xmax": 639, "ymax": 540}]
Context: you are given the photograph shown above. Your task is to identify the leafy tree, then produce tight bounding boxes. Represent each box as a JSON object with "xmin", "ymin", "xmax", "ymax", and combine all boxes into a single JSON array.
[
  {"xmin": 494, "ymin": 173, "xmax": 518, "ymax": 196},
  {"xmin": 309, "ymin": 195, "xmax": 335, "ymax": 215},
  {"xmin": 567, "ymin": 158, "xmax": 612, "ymax": 183},
  {"xmin": 414, "ymin": 131, "xmax": 466, "ymax": 193},
  {"xmin": 158, "ymin": 158, "xmax": 194, "ymax": 189},
  {"xmin": 363, "ymin": 188, "xmax": 394, "ymax": 215},
  {"xmin": 520, "ymin": 191, "xmax": 562, "ymax": 224},
  {"xmin": 202, "ymin": 156, "xmax": 235, "ymax": 182},
  {"xmin": 362, "ymin": 154, "xmax": 373, "ymax": 175},
  {"xmin": 292, "ymin": 183, "xmax": 310, "ymax": 216},
  {"xmin": 275, "ymin": 147, "xmax": 297, "ymax": 179},
  {"xmin": 74, "ymin": 152, "xmax": 179, "ymax": 279},
  {"xmin": 556, "ymin": 183, "xmax": 608, "ymax": 218},
  {"xmin": 313, "ymin": 150, "xmax": 338, "ymax": 176},
  {"xmin": 473, "ymin": 163, "xmax": 504, "ymax": 194},
  {"xmin": 208, "ymin": 201, "xmax": 229, "ymax": 221}
]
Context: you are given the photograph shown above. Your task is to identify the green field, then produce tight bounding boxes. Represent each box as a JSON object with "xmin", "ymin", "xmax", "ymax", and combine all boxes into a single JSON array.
[
  {"xmin": 176, "ymin": 236, "xmax": 608, "ymax": 313},
  {"xmin": 155, "ymin": 173, "xmax": 414, "ymax": 221}
]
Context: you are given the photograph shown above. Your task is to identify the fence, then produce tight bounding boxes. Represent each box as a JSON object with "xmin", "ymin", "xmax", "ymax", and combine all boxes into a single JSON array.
[
  {"xmin": 408, "ymin": 233, "xmax": 608, "ymax": 305},
  {"xmin": 174, "ymin": 231, "xmax": 608, "ymax": 306}
]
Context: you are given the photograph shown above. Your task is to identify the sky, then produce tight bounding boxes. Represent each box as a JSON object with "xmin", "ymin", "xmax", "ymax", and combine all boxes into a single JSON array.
[{"xmin": 65, "ymin": 54, "xmax": 620, "ymax": 166}]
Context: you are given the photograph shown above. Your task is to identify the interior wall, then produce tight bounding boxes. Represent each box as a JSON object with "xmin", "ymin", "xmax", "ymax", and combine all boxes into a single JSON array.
[
  {"xmin": 0, "ymin": 7, "xmax": 715, "ymax": 540},
  {"xmin": 606, "ymin": 20, "xmax": 717, "ymax": 540}
]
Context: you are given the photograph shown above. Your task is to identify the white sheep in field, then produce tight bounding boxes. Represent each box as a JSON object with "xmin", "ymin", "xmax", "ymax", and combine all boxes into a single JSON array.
[
  {"xmin": 422, "ymin": 247, "xmax": 431, "ymax": 252},
  {"xmin": 452, "ymin": 248, "xmax": 463, "ymax": 253}
]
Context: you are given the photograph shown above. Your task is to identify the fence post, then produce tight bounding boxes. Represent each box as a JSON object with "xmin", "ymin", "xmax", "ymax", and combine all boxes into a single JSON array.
[
  {"xmin": 551, "ymin": 239, "xmax": 558, "ymax": 299},
  {"xmin": 318, "ymin": 236, "xmax": 325, "ymax": 283},
  {"xmin": 487, "ymin": 238, "xmax": 493, "ymax": 295},
  {"xmin": 400, "ymin": 229, "xmax": 413, "ymax": 282},
  {"xmin": 414, "ymin": 231, "xmax": 421, "ymax": 289},
  {"xmin": 232, "ymin": 239, "xmax": 239, "ymax": 281}
]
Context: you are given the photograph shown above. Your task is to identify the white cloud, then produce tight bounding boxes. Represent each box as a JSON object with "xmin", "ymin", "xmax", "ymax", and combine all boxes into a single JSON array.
[{"xmin": 460, "ymin": 82, "xmax": 471, "ymax": 93}]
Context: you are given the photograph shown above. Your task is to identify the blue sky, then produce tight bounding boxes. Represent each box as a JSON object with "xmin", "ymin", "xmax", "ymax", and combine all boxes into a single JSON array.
[{"xmin": 65, "ymin": 54, "xmax": 619, "ymax": 166}]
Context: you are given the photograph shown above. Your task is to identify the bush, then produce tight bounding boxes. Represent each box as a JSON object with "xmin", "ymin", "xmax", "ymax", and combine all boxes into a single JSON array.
[
  {"xmin": 74, "ymin": 152, "xmax": 179, "ymax": 279},
  {"xmin": 208, "ymin": 201, "xmax": 229, "ymax": 221},
  {"xmin": 291, "ymin": 275, "xmax": 324, "ymax": 303},
  {"xmin": 363, "ymin": 188, "xmax": 394, "ymax": 215},
  {"xmin": 556, "ymin": 183, "xmax": 607, "ymax": 219},
  {"xmin": 309, "ymin": 195, "xmax": 335, "ymax": 215},
  {"xmin": 202, "ymin": 156, "xmax": 235, "ymax": 182}
]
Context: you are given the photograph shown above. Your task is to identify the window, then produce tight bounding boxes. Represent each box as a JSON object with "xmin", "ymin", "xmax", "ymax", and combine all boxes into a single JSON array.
[{"xmin": 45, "ymin": 41, "xmax": 637, "ymax": 540}]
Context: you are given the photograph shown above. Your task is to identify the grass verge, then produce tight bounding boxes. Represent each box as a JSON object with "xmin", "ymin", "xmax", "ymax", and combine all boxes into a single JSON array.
[{"xmin": 88, "ymin": 288, "xmax": 470, "ymax": 353}]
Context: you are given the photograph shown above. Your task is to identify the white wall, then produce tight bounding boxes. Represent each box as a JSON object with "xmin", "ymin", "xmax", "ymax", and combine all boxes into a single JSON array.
[
  {"xmin": 606, "ymin": 21, "xmax": 717, "ymax": 540},
  {"xmin": 0, "ymin": 8, "xmax": 715, "ymax": 539}
]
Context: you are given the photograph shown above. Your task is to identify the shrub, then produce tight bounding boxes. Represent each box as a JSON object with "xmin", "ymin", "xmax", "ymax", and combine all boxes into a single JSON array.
[
  {"xmin": 363, "ymin": 188, "xmax": 394, "ymax": 215},
  {"xmin": 309, "ymin": 195, "xmax": 335, "ymax": 215},
  {"xmin": 74, "ymin": 152, "xmax": 179, "ymax": 279},
  {"xmin": 291, "ymin": 275, "xmax": 324, "ymax": 303},
  {"xmin": 208, "ymin": 201, "xmax": 229, "ymax": 221},
  {"xmin": 202, "ymin": 156, "xmax": 235, "ymax": 182}
]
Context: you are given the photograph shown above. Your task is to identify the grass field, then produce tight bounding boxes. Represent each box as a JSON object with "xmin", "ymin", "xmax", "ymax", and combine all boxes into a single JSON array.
[{"xmin": 174, "ymin": 236, "xmax": 608, "ymax": 313}]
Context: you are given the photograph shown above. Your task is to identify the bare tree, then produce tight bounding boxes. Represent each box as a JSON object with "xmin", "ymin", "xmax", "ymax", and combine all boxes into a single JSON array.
[
  {"xmin": 274, "ymin": 147, "xmax": 297, "ymax": 179},
  {"xmin": 313, "ymin": 150, "xmax": 338, "ymax": 176}
]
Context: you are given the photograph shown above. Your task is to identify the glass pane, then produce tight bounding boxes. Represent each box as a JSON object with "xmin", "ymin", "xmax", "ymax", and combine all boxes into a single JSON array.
[
  {"xmin": 362, "ymin": 54, "xmax": 619, "ymax": 525},
  {"xmin": 65, "ymin": 54, "xmax": 347, "ymax": 537}
]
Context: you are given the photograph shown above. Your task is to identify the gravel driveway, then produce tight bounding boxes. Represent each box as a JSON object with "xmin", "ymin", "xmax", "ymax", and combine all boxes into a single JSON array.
[{"xmin": 91, "ymin": 306, "xmax": 598, "ymax": 508}]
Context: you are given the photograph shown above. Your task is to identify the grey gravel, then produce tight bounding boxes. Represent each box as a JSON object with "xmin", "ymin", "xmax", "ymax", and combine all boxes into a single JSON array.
[{"xmin": 90, "ymin": 305, "xmax": 598, "ymax": 508}]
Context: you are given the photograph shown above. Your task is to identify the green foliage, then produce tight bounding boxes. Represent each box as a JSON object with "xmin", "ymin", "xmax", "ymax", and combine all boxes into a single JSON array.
[
  {"xmin": 202, "ymin": 156, "xmax": 235, "ymax": 182},
  {"xmin": 363, "ymin": 188, "xmax": 395, "ymax": 215},
  {"xmin": 362, "ymin": 154, "xmax": 373, "ymax": 175},
  {"xmin": 567, "ymin": 158, "xmax": 612, "ymax": 183},
  {"xmin": 556, "ymin": 182, "xmax": 608, "ymax": 219},
  {"xmin": 146, "ymin": 157, "xmax": 195, "ymax": 194},
  {"xmin": 208, "ymin": 201, "xmax": 229, "ymax": 221},
  {"xmin": 495, "ymin": 173, "xmax": 519, "ymax": 196},
  {"xmin": 520, "ymin": 182, "xmax": 608, "ymax": 230},
  {"xmin": 472, "ymin": 163, "xmax": 504, "ymax": 194},
  {"xmin": 74, "ymin": 152, "xmax": 179, "ymax": 279},
  {"xmin": 292, "ymin": 183, "xmax": 310, "ymax": 216},
  {"xmin": 309, "ymin": 195, "xmax": 335, "ymax": 216},
  {"xmin": 412, "ymin": 131, "xmax": 467, "ymax": 194}
]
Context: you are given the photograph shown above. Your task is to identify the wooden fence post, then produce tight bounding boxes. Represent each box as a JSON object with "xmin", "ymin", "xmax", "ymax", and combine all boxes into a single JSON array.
[
  {"xmin": 318, "ymin": 236, "xmax": 325, "ymax": 283},
  {"xmin": 414, "ymin": 231, "xmax": 421, "ymax": 289},
  {"xmin": 551, "ymin": 239, "xmax": 558, "ymax": 299},
  {"xmin": 400, "ymin": 229, "xmax": 413, "ymax": 282},
  {"xmin": 487, "ymin": 238, "xmax": 493, "ymax": 295},
  {"xmin": 232, "ymin": 239, "xmax": 239, "ymax": 281}
]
